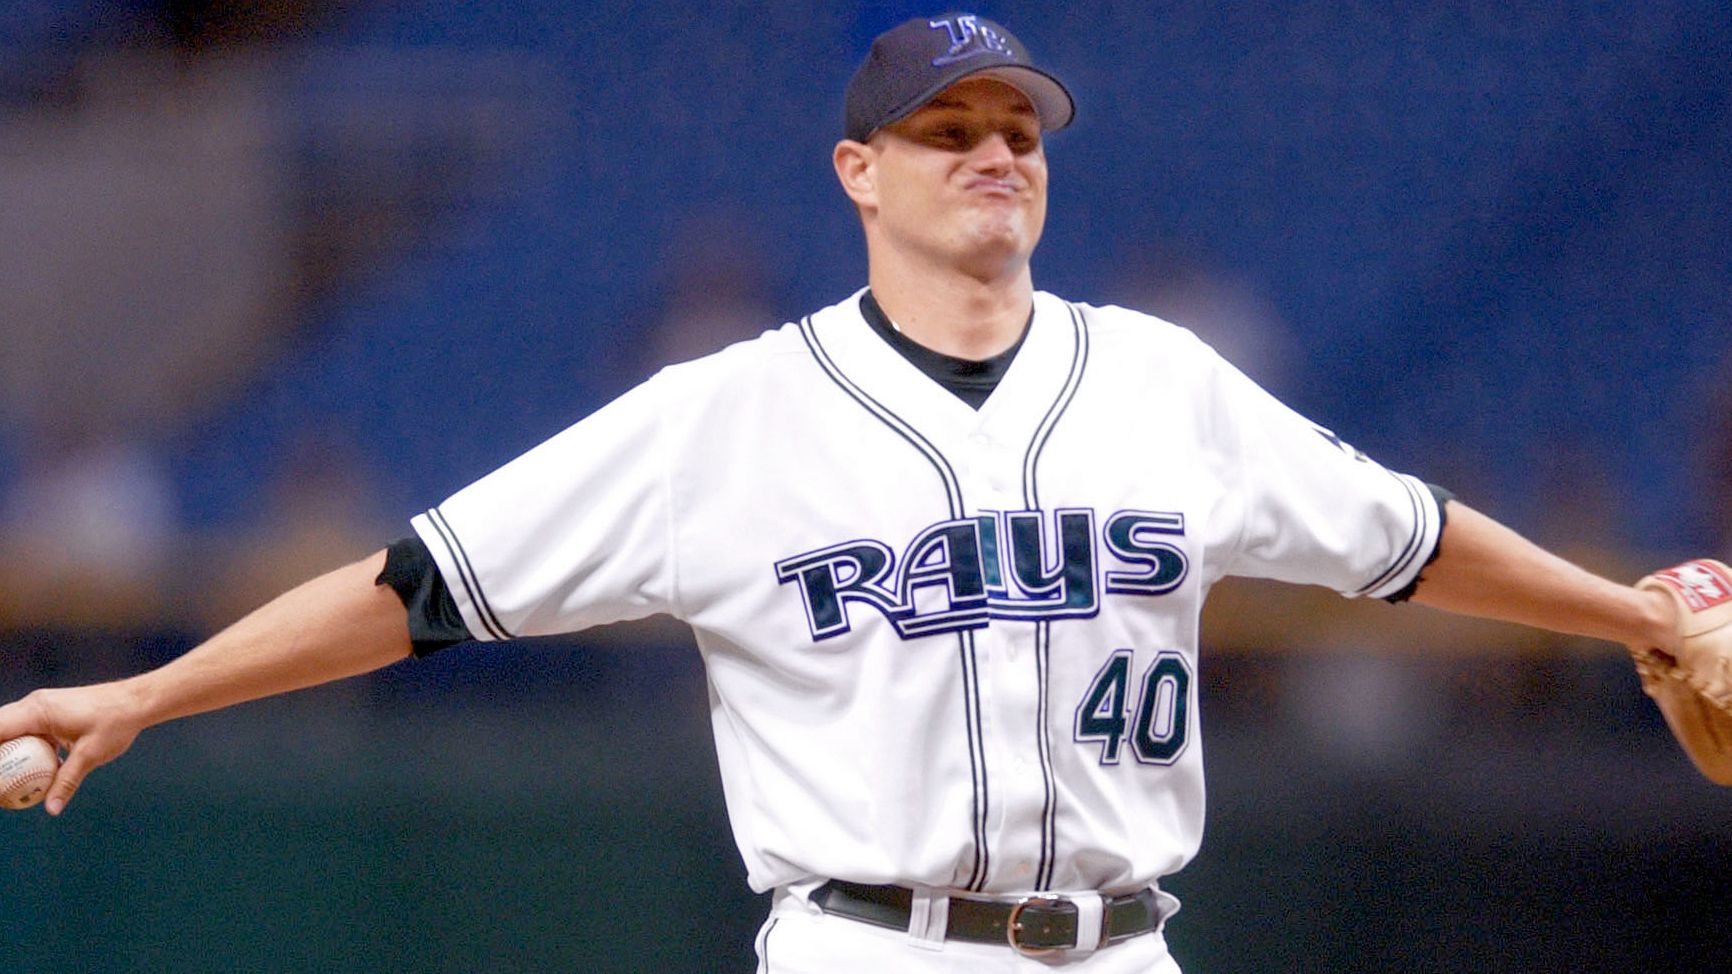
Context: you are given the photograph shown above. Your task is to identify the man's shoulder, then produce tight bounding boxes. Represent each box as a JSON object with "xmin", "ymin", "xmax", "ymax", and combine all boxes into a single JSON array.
[
  {"xmin": 651, "ymin": 315, "xmax": 819, "ymax": 383},
  {"xmin": 1038, "ymin": 293, "xmax": 1215, "ymax": 357}
]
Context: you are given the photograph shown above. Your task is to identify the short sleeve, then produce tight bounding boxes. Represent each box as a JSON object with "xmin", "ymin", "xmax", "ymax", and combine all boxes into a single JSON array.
[
  {"xmin": 1212, "ymin": 355, "xmax": 1443, "ymax": 599},
  {"xmin": 410, "ymin": 376, "xmax": 677, "ymax": 640}
]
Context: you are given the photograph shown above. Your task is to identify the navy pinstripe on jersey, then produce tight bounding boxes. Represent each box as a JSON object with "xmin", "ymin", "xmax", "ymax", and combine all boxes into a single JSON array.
[
  {"xmin": 1022, "ymin": 302, "xmax": 1089, "ymax": 891},
  {"xmin": 796, "ymin": 314, "xmax": 993, "ymax": 892}
]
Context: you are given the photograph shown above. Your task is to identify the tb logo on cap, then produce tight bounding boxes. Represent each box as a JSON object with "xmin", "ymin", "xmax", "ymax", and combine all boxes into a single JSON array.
[{"xmin": 929, "ymin": 14, "xmax": 1012, "ymax": 66}]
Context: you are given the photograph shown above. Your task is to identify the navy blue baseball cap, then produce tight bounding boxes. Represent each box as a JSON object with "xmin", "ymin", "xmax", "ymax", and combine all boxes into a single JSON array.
[{"xmin": 844, "ymin": 13, "xmax": 1076, "ymax": 143}]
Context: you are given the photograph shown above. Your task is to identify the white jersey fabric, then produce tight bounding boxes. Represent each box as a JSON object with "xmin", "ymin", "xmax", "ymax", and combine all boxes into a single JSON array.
[{"xmin": 412, "ymin": 288, "xmax": 1441, "ymax": 900}]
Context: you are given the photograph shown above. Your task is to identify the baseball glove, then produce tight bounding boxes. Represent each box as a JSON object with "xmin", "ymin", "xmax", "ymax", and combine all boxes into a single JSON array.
[{"xmin": 1632, "ymin": 559, "xmax": 1732, "ymax": 785}]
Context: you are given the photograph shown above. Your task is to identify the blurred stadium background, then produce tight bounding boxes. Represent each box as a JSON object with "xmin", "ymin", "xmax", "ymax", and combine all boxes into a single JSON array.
[{"xmin": 2, "ymin": 1, "xmax": 1730, "ymax": 971}]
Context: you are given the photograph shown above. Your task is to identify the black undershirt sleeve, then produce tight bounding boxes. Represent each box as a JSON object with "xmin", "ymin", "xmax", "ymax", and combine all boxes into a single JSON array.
[
  {"xmin": 377, "ymin": 535, "xmax": 474, "ymax": 657},
  {"xmin": 1382, "ymin": 483, "xmax": 1454, "ymax": 604}
]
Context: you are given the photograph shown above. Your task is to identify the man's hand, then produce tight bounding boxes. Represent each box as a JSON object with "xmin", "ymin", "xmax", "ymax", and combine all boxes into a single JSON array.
[{"xmin": 0, "ymin": 681, "xmax": 148, "ymax": 814}]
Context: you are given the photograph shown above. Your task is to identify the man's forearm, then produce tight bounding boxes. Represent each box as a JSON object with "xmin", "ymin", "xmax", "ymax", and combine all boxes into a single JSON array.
[
  {"xmin": 126, "ymin": 549, "xmax": 413, "ymax": 728},
  {"xmin": 0, "ymin": 549, "xmax": 417, "ymax": 814},
  {"xmin": 1411, "ymin": 502, "xmax": 1676, "ymax": 653}
]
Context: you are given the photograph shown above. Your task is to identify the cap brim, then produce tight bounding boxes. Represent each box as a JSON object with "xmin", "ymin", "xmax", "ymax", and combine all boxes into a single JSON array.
[
  {"xmin": 866, "ymin": 63, "xmax": 1077, "ymax": 141},
  {"xmin": 967, "ymin": 65, "xmax": 1075, "ymax": 132}
]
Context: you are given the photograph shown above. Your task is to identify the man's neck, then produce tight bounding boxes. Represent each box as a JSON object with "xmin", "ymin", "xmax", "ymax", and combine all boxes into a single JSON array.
[{"xmin": 866, "ymin": 258, "xmax": 1034, "ymax": 360}]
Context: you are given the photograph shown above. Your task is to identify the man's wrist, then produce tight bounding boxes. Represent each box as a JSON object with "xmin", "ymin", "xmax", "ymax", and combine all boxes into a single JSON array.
[
  {"xmin": 1634, "ymin": 585, "xmax": 1681, "ymax": 656},
  {"xmin": 113, "ymin": 673, "xmax": 166, "ymax": 731}
]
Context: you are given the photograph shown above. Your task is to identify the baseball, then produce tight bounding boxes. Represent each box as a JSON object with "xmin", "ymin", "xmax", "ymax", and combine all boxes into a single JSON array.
[{"xmin": 0, "ymin": 735, "xmax": 60, "ymax": 810}]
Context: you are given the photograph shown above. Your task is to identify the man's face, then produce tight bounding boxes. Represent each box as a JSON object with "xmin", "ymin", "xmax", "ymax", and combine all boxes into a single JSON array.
[{"xmin": 850, "ymin": 78, "xmax": 1048, "ymax": 279}]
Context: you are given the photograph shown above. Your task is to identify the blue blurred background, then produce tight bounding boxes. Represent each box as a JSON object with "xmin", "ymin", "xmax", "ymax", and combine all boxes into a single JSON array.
[{"xmin": 1, "ymin": 2, "xmax": 1730, "ymax": 971}]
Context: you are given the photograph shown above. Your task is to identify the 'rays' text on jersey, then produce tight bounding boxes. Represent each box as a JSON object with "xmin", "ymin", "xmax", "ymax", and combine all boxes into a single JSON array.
[{"xmin": 774, "ymin": 508, "xmax": 1189, "ymax": 641}]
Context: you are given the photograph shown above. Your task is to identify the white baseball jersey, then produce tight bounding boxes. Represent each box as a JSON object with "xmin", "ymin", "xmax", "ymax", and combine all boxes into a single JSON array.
[{"xmin": 411, "ymin": 288, "xmax": 1441, "ymax": 899}]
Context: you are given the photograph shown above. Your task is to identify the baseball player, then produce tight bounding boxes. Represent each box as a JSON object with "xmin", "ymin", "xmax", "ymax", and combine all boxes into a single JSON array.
[{"xmin": 0, "ymin": 14, "xmax": 1704, "ymax": 973}]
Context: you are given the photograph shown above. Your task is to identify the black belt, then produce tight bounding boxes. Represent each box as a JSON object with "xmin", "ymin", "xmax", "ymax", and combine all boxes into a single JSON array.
[{"xmin": 811, "ymin": 880, "xmax": 1162, "ymax": 956}]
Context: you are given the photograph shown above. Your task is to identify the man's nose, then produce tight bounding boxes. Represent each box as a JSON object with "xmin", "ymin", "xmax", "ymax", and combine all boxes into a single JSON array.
[{"xmin": 970, "ymin": 132, "xmax": 1016, "ymax": 171}]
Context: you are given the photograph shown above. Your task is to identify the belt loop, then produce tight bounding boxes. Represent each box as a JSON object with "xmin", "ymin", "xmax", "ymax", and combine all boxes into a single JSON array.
[
  {"xmin": 906, "ymin": 886, "xmax": 949, "ymax": 950},
  {"xmin": 1070, "ymin": 891, "xmax": 1104, "ymax": 953}
]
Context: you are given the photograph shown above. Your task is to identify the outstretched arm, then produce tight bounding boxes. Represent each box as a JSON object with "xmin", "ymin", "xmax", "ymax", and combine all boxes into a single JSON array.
[
  {"xmin": 1416, "ymin": 502, "xmax": 1732, "ymax": 785},
  {"xmin": 1410, "ymin": 501, "xmax": 1677, "ymax": 652},
  {"xmin": 0, "ymin": 549, "xmax": 412, "ymax": 815}
]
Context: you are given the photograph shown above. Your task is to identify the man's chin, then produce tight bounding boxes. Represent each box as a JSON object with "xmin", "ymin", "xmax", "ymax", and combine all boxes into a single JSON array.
[{"xmin": 959, "ymin": 223, "xmax": 1037, "ymax": 264}]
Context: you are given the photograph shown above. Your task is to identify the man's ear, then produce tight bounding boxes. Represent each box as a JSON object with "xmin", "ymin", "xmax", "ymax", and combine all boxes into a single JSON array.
[{"xmin": 832, "ymin": 139, "xmax": 877, "ymax": 209}]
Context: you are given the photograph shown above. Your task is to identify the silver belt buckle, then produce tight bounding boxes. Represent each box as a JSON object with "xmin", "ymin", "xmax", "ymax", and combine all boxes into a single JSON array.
[{"xmin": 1006, "ymin": 893, "xmax": 1068, "ymax": 957}]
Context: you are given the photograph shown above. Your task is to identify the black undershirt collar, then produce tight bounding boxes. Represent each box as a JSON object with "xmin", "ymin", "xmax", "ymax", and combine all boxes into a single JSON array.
[{"xmin": 859, "ymin": 291, "xmax": 1031, "ymax": 409}]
